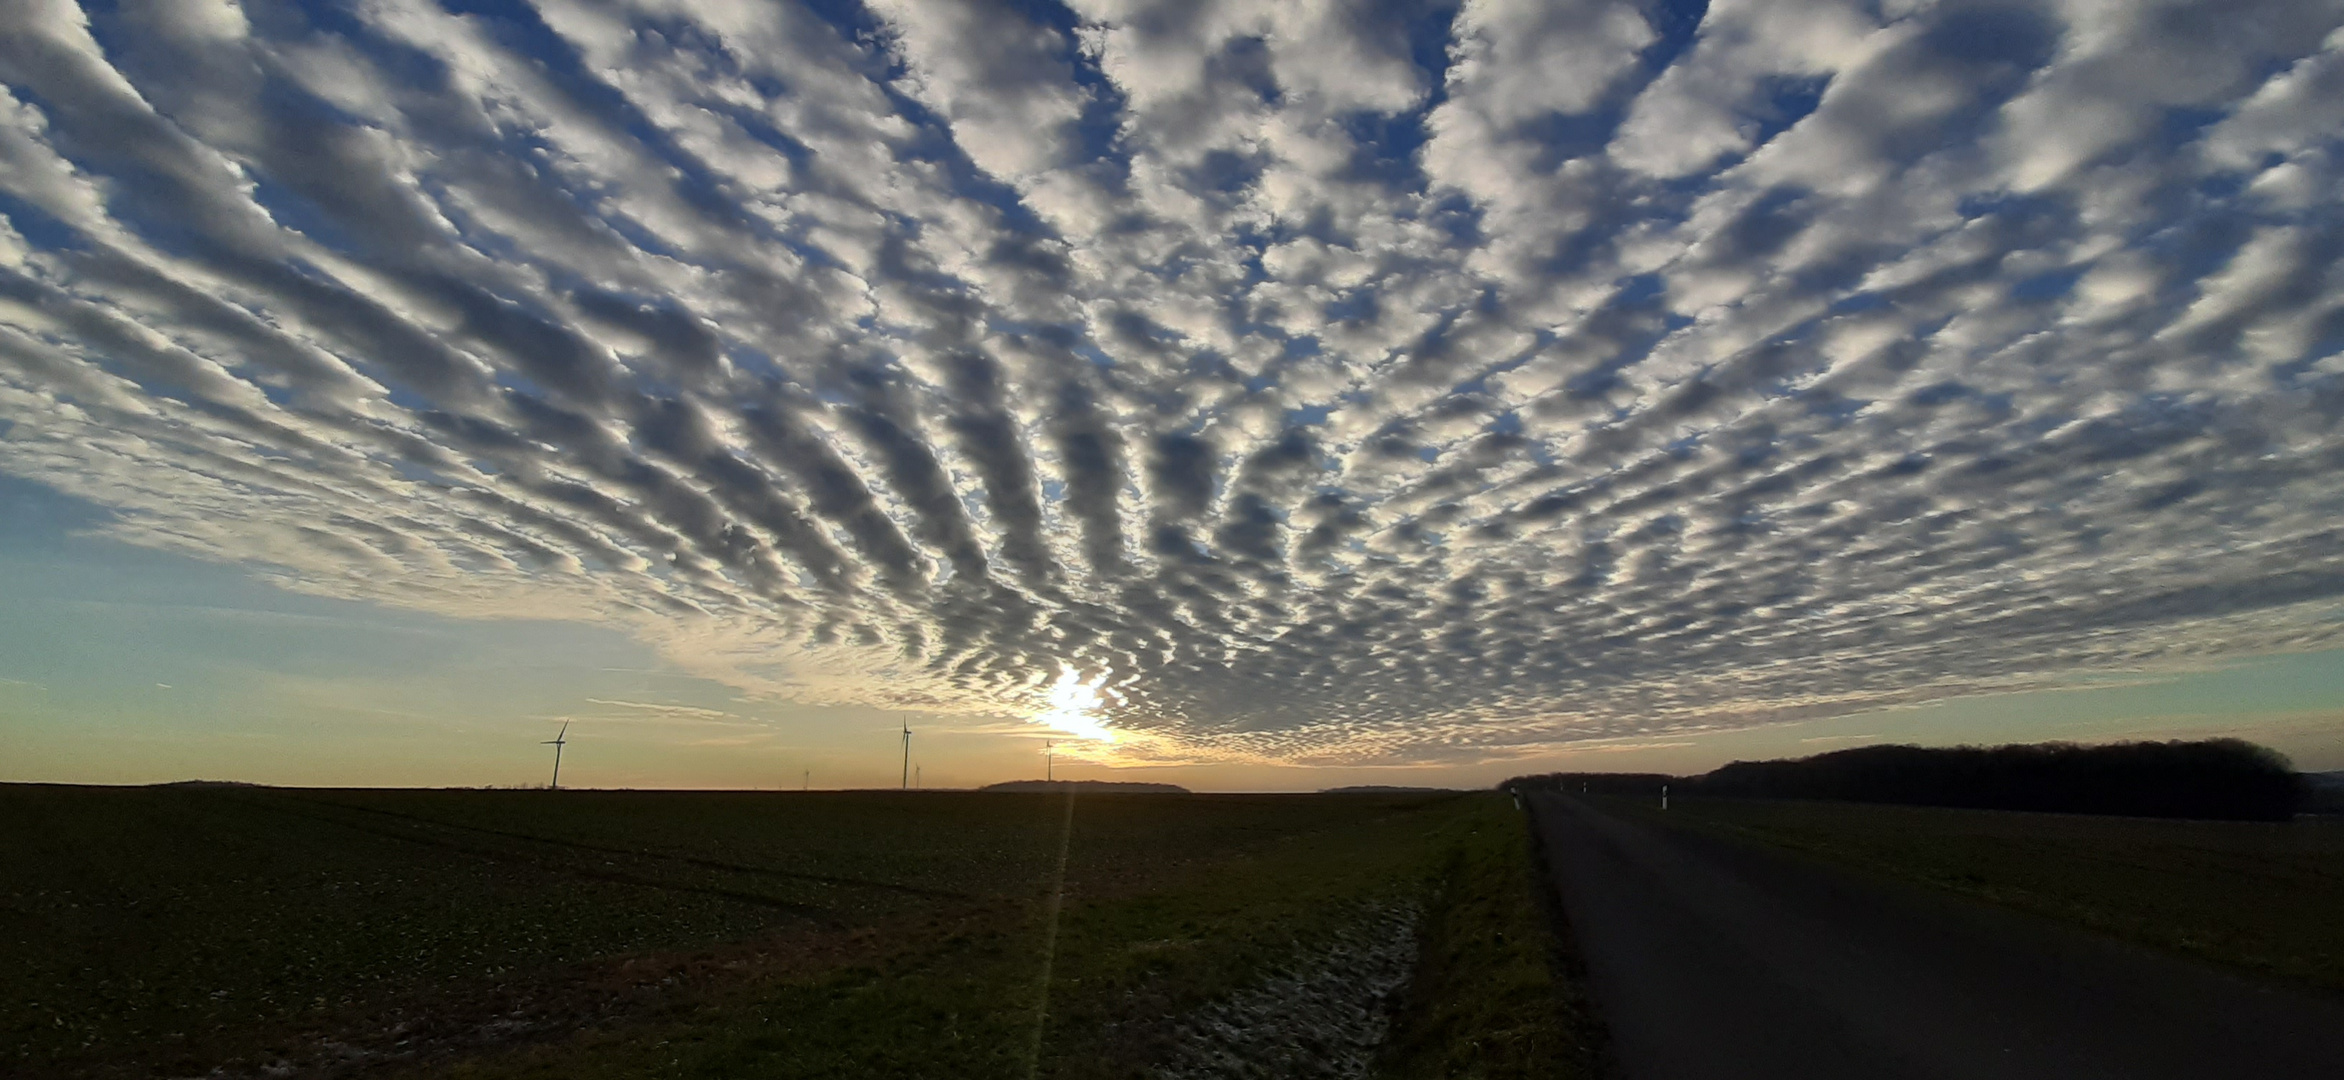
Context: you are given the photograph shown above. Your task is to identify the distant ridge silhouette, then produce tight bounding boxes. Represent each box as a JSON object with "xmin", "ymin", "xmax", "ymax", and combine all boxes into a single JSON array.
[
  {"xmin": 2305, "ymin": 770, "xmax": 2344, "ymax": 814},
  {"xmin": 1509, "ymin": 739, "xmax": 2303, "ymax": 821},
  {"xmin": 1318, "ymin": 785, "xmax": 1456, "ymax": 794},
  {"xmin": 979, "ymin": 780, "xmax": 1188, "ymax": 794}
]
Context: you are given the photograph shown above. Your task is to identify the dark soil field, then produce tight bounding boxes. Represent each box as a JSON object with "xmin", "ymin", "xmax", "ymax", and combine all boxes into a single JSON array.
[
  {"xmin": 0, "ymin": 784, "xmax": 1592, "ymax": 1080},
  {"xmin": 1610, "ymin": 795, "xmax": 2344, "ymax": 993}
]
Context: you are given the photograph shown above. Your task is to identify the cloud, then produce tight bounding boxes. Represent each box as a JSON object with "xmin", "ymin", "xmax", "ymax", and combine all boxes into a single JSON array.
[
  {"xmin": 870, "ymin": 0, "xmax": 1089, "ymax": 182},
  {"xmin": 583, "ymin": 697, "xmax": 733, "ymax": 720},
  {"xmin": 1, "ymin": 0, "xmax": 2341, "ymax": 765}
]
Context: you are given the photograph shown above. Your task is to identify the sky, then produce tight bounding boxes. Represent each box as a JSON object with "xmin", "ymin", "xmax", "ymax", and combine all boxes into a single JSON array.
[{"xmin": 2, "ymin": 0, "xmax": 2342, "ymax": 790}]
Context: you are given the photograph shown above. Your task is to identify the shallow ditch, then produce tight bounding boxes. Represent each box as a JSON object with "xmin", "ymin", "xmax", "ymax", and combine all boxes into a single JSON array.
[{"xmin": 1150, "ymin": 903, "xmax": 1422, "ymax": 1080}]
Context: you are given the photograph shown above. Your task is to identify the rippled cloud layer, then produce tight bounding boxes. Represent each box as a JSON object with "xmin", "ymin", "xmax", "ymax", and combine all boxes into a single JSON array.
[{"xmin": 2, "ymin": 0, "xmax": 2342, "ymax": 764}]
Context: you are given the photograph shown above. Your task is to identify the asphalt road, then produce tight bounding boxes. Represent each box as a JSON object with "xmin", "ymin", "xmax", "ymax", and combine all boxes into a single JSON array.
[{"xmin": 1528, "ymin": 794, "xmax": 2344, "ymax": 1080}]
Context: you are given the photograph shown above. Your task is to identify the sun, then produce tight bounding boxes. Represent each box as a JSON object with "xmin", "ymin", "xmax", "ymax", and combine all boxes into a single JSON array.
[{"xmin": 1034, "ymin": 668, "xmax": 1116, "ymax": 743}]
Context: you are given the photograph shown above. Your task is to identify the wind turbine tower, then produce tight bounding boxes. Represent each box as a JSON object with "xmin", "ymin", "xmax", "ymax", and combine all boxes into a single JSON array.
[
  {"xmin": 543, "ymin": 722, "xmax": 569, "ymax": 790},
  {"xmin": 1046, "ymin": 740, "xmax": 1055, "ymax": 782},
  {"xmin": 900, "ymin": 722, "xmax": 912, "ymax": 790}
]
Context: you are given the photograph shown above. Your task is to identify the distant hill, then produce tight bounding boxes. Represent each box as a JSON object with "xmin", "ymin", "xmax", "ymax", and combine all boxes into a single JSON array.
[
  {"xmin": 1319, "ymin": 785, "xmax": 1456, "ymax": 794},
  {"xmin": 979, "ymin": 780, "xmax": 1189, "ymax": 794},
  {"xmin": 1503, "ymin": 773, "xmax": 1674, "ymax": 797},
  {"xmin": 1507, "ymin": 740, "xmax": 2304, "ymax": 821},
  {"xmin": 2305, "ymin": 771, "xmax": 2344, "ymax": 814}
]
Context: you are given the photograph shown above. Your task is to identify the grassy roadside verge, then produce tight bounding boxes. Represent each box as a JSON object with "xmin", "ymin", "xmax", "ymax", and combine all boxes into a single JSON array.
[
  {"xmin": 1606, "ymin": 795, "xmax": 2344, "ymax": 994},
  {"xmin": 1376, "ymin": 794, "xmax": 1607, "ymax": 1080}
]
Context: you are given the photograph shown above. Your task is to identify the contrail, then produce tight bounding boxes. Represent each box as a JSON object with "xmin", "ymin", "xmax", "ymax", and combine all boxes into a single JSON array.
[{"xmin": 1025, "ymin": 788, "xmax": 1077, "ymax": 1079}]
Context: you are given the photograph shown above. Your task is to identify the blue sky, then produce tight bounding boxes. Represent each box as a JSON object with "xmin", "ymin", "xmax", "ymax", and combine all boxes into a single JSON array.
[{"xmin": 2, "ymin": 0, "xmax": 2342, "ymax": 787}]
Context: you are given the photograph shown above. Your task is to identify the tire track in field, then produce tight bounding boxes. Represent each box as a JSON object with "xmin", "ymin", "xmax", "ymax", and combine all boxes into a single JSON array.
[
  {"xmin": 280, "ymin": 795, "xmax": 976, "ymax": 900},
  {"xmin": 233, "ymin": 798, "xmax": 858, "ymax": 922}
]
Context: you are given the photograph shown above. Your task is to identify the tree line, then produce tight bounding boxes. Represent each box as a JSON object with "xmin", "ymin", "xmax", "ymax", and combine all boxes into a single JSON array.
[{"xmin": 1506, "ymin": 739, "xmax": 2303, "ymax": 821}]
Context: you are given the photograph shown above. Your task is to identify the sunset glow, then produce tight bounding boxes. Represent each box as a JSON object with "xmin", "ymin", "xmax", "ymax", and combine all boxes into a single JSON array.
[{"xmin": 1035, "ymin": 669, "xmax": 1117, "ymax": 745}]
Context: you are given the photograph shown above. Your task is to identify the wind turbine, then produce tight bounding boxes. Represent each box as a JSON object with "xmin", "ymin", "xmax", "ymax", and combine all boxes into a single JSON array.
[
  {"xmin": 900, "ymin": 721, "xmax": 912, "ymax": 790},
  {"xmin": 542, "ymin": 722, "xmax": 569, "ymax": 790},
  {"xmin": 1045, "ymin": 740, "xmax": 1055, "ymax": 782}
]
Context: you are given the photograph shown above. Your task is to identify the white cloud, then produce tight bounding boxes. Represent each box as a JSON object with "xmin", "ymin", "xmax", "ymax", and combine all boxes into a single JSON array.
[
  {"xmin": 1, "ymin": 0, "xmax": 2341, "ymax": 765},
  {"xmin": 869, "ymin": 0, "xmax": 1088, "ymax": 181},
  {"xmin": 1611, "ymin": 0, "xmax": 1883, "ymax": 177}
]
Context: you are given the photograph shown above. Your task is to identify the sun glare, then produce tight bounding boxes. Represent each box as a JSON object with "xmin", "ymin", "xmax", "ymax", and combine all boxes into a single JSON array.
[{"xmin": 1035, "ymin": 668, "xmax": 1116, "ymax": 743}]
